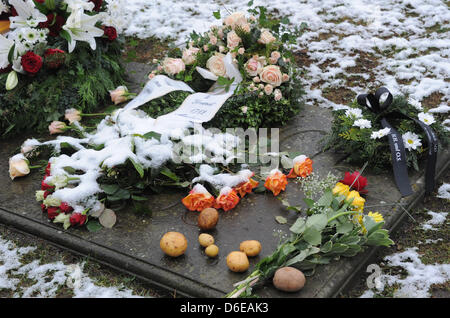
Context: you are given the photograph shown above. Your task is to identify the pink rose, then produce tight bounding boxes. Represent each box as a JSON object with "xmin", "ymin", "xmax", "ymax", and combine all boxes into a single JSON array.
[
  {"xmin": 258, "ymin": 29, "xmax": 276, "ymax": 44},
  {"xmin": 274, "ymin": 89, "xmax": 282, "ymax": 101},
  {"xmin": 245, "ymin": 56, "xmax": 264, "ymax": 77},
  {"xmin": 223, "ymin": 12, "xmax": 247, "ymax": 30},
  {"xmin": 259, "ymin": 65, "xmax": 283, "ymax": 87},
  {"xmin": 162, "ymin": 58, "xmax": 185, "ymax": 75},
  {"xmin": 109, "ymin": 86, "xmax": 129, "ymax": 105},
  {"xmin": 227, "ymin": 30, "xmax": 241, "ymax": 49},
  {"xmin": 182, "ymin": 47, "xmax": 200, "ymax": 65},
  {"xmin": 282, "ymin": 73, "xmax": 290, "ymax": 82},
  {"xmin": 264, "ymin": 84, "xmax": 273, "ymax": 95},
  {"xmin": 238, "ymin": 47, "xmax": 245, "ymax": 55},
  {"xmin": 48, "ymin": 121, "xmax": 67, "ymax": 135},
  {"xmin": 206, "ymin": 53, "xmax": 226, "ymax": 77},
  {"xmin": 209, "ymin": 34, "xmax": 218, "ymax": 45},
  {"xmin": 64, "ymin": 108, "xmax": 81, "ymax": 124}
]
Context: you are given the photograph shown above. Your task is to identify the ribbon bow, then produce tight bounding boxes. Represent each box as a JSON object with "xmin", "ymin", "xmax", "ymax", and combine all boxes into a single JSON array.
[{"xmin": 357, "ymin": 87, "xmax": 438, "ymax": 197}]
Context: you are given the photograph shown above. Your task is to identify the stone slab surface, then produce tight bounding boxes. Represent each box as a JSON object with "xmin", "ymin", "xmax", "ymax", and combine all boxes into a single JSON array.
[{"xmin": 0, "ymin": 63, "xmax": 448, "ymax": 298}]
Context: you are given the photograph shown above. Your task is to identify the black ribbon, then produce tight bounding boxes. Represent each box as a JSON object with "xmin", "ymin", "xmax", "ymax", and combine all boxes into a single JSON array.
[{"xmin": 357, "ymin": 87, "xmax": 438, "ymax": 197}]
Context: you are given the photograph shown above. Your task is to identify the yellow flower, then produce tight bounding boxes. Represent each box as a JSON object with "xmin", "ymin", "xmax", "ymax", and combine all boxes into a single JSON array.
[
  {"xmin": 368, "ymin": 211, "xmax": 384, "ymax": 223},
  {"xmin": 354, "ymin": 213, "xmax": 367, "ymax": 234},
  {"xmin": 346, "ymin": 190, "xmax": 365, "ymax": 212},
  {"xmin": 332, "ymin": 182, "xmax": 350, "ymax": 197}
]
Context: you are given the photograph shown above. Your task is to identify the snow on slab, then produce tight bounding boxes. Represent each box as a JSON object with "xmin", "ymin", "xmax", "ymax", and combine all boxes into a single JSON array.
[
  {"xmin": 0, "ymin": 237, "xmax": 142, "ymax": 298},
  {"xmin": 360, "ymin": 247, "xmax": 450, "ymax": 298},
  {"xmin": 122, "ymin": 0, "xmax": 450, "ymax": 110}
]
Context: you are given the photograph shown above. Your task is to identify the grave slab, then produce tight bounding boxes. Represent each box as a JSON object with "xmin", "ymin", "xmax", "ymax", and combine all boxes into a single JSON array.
[{"xmin": 0, "ymin": 63, "xmax": 448, "ymax": 298}]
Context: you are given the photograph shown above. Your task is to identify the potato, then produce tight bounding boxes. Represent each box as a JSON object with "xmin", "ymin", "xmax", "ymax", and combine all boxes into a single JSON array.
[
  {"xmin": 205, "ymin": 244, "xmax": 219, "ymax": 258},
  {"xmin": 159, "ymin": 232, "xmax": 188, "ymax": 257},
  {"xmin": 272, "ymin": 267, "xmax": 306, "ymax": 292},
  {"xmin": 239, "ymin": 240, "xmax": 262, "ymax": 257},
  {"xmin": 198, "ymin": 208, "xmax": 219, "ymax": 230},
  {"xmin": 198, "ymin": 233, "xmax": 215, "ymax": 247},
  {"xmin": 226, "ymin": 251, "xmax": 249, "ymax": 272}
]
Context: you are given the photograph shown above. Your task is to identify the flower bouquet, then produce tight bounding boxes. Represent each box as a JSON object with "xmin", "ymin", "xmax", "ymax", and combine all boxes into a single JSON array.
[
  {"xmin": 226, "ymin": 179, "xmax": 393, "ymax": 298},
  {"xmin": 0, "ymin": 0, "xmax": 125, "ymax": 137},
  {"xmin": 324, "ymin": 88, "xmax": 449, "ymax": 195},
  {"xmin": 142, "ymin": 6, "xmax": 307, "ymax": 130}
]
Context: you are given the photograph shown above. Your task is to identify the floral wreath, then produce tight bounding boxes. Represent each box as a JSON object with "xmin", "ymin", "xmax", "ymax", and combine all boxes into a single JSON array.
[
  {"xmin": 0, "ymin": 0, "xmax": 125, "ymax": 137},
  {"xmin": 142, "ymin": 6, "xmax": 307, "ymax": 130},
  {"xmin": 325, "ymin": 89, "xmax": 449, "ymax": 177}
]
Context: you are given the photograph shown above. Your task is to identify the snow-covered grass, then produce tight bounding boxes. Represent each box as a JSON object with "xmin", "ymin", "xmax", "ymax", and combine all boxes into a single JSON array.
[
  {"xmin": 0, "ymin": 236, "xmax": 144, "ymax": 298},
  {"xmin": 122, "ymin": 0, "xmax": 450, "ymax": 111}
]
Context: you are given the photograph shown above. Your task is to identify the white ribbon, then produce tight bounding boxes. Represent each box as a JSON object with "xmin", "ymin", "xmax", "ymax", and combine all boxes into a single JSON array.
[{"xmin": 123, "ymin": 53, "xmax": 243, "ymax": 124}]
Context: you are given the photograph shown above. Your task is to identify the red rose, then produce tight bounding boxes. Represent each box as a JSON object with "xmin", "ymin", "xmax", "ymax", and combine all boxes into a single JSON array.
[
  {"xmin": 43, "ymin": 191, "xmax": 51, "ymax": 199},
  {"xmin": 69, "ymin": 213, "xmax": 87, "ymax": 226},
  {"xmin": 340, "ymin": 171, "xmax": 368, "ymax": 194},
  {"xmin": 40, "ymin": 204, "xmax": 47, "ymax": 212},
  {"xmin": 90, "ymin": 0, "xmax": 103, "ymax": 12},
  {"xmin": 45, "ymin": 162, "xmax": 51, "ymax": 176},
  {"xmin": 21, "ymin": 51, "xmax": 43, "ymax": 74},
  {"xmin": 103, "ymin": 26, "xmax": 117, "ymax": 41},
  {"xmin": 41, "ymin": 180, "xmax": 54, "ymax": 191},
  {"xmin": 59, "ymin": 202, "xmax": 74, "ymax": 214},
  {"xmin": 47, "ymin": 207, "xmax": 60, "ymax": 220},
  {"xmin": 39, "ymin": 14, "xmax": 65, "ymax": 37},
  {"xmin": 44, "ymin": 48, "xmax": 66, "ymax": 69}
]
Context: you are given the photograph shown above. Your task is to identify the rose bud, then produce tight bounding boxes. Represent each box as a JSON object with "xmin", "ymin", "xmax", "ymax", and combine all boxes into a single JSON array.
[
  {"xmin": 47, "ymin": 206, "xmax": 60, "ymax": 220},
  {"xmin": 64, "ymin": 108, "xmax": 82, "ymax": 124},
  {"xmin": 103, "ymin": 26, "xmax": 117, "ymax": 41},
  {"xmin": 287, "ymin": 155, "xmax": 313, "ymax": 178},
  {"xmin": 59, "ymin": 202, "xmax": 74, "ymax": 214},
  {"xmin": 181, "ymin": 184, "xmax": 215, "ymax": 212},
  {"xmin": 109, "ymin": 85, "xmax": 130, "ymax": 105},
  {"xmin": 69, "ymin": 213, "xmax": 87, "ymax": 226},
  {"xmin": 44, "ymin": 48, "xmax": 66, "ymax": 69},
  {"xmin": 41, "ymin": 179, "xmax": 55, "ymax": 191},
  {"xmin": 9, "ymin": 154, "xmax": 30, "ymax": 180},
  {"xmin": 48, "ymin": 121, "xmax": 67, "ymax": 134},
  {"xmin": 340, "ymin": 171, "xmax": 368, "ymax": 194},
  {"xmin": 264, "ymin": 169, "xmax": 288, "ymax": 196},
  {"xmin": 215, "ymin": 187, "xmax": 240, "ymax": 211}
]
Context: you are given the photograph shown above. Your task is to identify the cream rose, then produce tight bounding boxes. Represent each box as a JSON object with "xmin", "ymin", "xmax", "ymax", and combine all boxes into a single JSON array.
[
  {"xmin": 258, "ymin": 29, "xmax": 276, "ymax": 44},
  {"xmin": 223, "ymin": 12, "xmax": 247, "ymax": 29},
  {"xmin": 206, "ymin": 53, "xmax": 226, "ymax": 77},
  {"xmin": 64, "ymin": 108, "xmax": 81, "ymax": 124},
  {"xmin": 245, "ymin": 56, "xmax": 264, "ymax": 77},
  {"xmin": 182, "ymin": 47, "xmax": 200, "ymax": 65},
  {"xmin": 264, "ymin": 84, "xmax": 273, "ymax": 95},
  {"xmin": 227, "ymin": 30, "xmax": 241, "ymax": 49},
  {"xmin": 260, "ymin": 65, "xmax": 283, "ymax": 87},
  {"xmin": 9, "ymin": 154, "xmax": 30, "ymax": 180},
  {"xmin": 162, "ymin": 57, "xmax": 185, "ymax": 75},
  {"xmin": 109, "ymin": 86, "xmax": 129, "ymax": 105},
  {"xmin": 274, "ymin": 89, "xmax": 282, "ymax": 101}
]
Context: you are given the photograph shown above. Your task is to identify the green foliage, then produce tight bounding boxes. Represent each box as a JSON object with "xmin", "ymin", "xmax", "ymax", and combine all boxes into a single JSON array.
[{"xmin": 0, "ymin": 39, "xmax": 125, "ymax": 138}]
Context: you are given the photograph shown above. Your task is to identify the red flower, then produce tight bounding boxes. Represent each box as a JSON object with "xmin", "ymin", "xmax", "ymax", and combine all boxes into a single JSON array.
[
  {"xmin": 43, "ymin": 191, "xmax": 51, "ymax": 199},
  {"xmin": 103, "ymin": 26, "xmax": 117, "ymax": 41},
  {"xmin": 59, "ymin": 202, "xmax": 73, "ymax": 214},
  {"xmin": 39, "ymin": 14, "xmax": 65, "ymax": 37},
  {"xmin": 41, "ymin": 180, "xmax": 54, "ymax": 191},
  {"xmin": 45, "ymin": 162, "xmax": 51, "ymax": 176},
  {"xmin": 21, "ymin": 51, "xmax": 43, "ymax": 74},
  {"xmin": 35, "ymin": 0, "xmax": 45, "ymax": 3},
  {"xmin": 90, "ymin": 0, "xmax": 103, "ymax": 12},
  {"xmin": 69, "ymin": 213, "xmax": 87, "ymax": 226},
  {"xmin": 340, "ymin": 171, "xmax": 368, "ymax": 194},
  {"xmin": 40, "ymin": 204, "xmax": 47, "ymax": 212},
  {"xmin": 47, "ymin": 207, "xmax": 60, "ymax": 220},
  {"xmin": 44, "ymin": 48, "xmax": 66, "ymax": 69}
]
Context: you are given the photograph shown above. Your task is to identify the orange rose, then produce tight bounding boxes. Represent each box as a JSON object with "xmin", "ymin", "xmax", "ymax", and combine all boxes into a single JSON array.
[
  {"xmin": 235, "ymin": 178, "xmax": 259, "ymax": 198},
  {"xmin": 287, "ymin": 155, "xmax": 313, "ymax": 178},
  {"xmin": 182, "ymin": 184, "xmax": 215, "ymax": 212},
  {"xmin": 215, "ymin": 187, "xmax": 240, "ymax": 211},
  {"xmin": 264, "ymin": 169, "xmax": 288, "ymax": 196}
]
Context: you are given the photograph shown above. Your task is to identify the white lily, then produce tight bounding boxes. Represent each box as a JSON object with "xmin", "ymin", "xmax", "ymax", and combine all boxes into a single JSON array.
[
  {"xmin": 0, "ymin": 33, "xmax": 14, "ymax": 68},
  {"xmin": 8, "ymin": 0, "xmax": 47, "ymax": 29},
  {"xmin": 64, "ymin": 0, "xmax": 95, "ymax": 12},
  {"xmin": 63, "ymin": 9, "xmax": 104, "ymax": 53}
]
